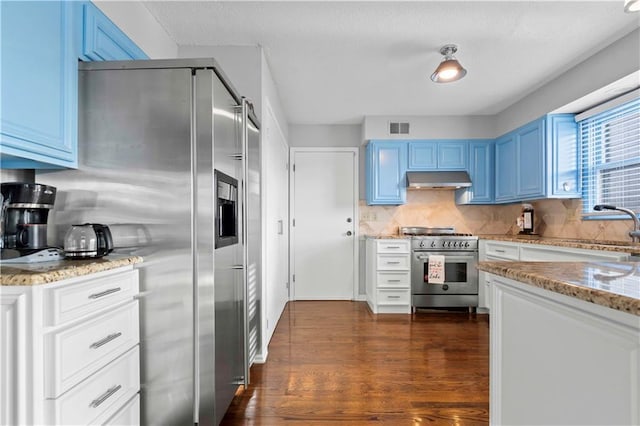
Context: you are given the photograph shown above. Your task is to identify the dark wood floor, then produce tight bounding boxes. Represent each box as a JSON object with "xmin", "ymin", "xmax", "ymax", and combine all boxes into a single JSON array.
[{"xmin": 222, "ymin": 301, "xmax": 489, "ymax": 425}]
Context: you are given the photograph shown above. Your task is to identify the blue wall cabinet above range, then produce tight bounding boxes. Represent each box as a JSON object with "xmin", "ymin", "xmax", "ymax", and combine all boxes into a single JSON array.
[
  {"xmin": 80, "ymin": 2, "xmax": 148, "ymax": 61},
  {"xmin": 366, "ymin": 141, "xmax": 407, "ymax": 205},
  {"xmin": 456, "ymin": 140, "xmax": 494, "ymax": 205},
  {"xmin": 0, "ymin": 1, "xmax": 147, "ymax": 169},
  {"xmin": 407, "ymin": 141, "xmax": 468, "ymax": 170},
  {"xmin": 1, "ymin": 1, "xmax": 79, "ymax": 168},
  {"xmin": 493, "ymin": 114, "xmax": 580, "ymax": 204}
]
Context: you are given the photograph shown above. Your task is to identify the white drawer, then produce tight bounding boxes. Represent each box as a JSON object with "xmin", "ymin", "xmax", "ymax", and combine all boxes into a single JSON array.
[
  {"xmin": 376, "ymin": 240, "xmax": 410, "ymax": 254},
  {"xmin": 485, "ymin": 242, "xmax": 519, "ymax": 260},
  {"xmin": 104, "ymin": 394, "xmax": 140, "ymax": 426},
  {"xmin": 46, "ymin": 346, "xmax": 140, "ymax": 426},
  {"xmin": 45, "ymin": 300, "xmax": 139, "ymax": 398},
  {"xmin": 44, "ymin": 269, "xmax": 139, "ymax": 326},
  {"xmin": 376, "ymin": 289, "xmax": 410, "ymax": 305},
  {"xmin": 376, "ymin": 254, "xmax": 410, "ymax": 270},
  {"xmin": 376, "ymin": 271, "xmax": 410, "ymax": 288}
]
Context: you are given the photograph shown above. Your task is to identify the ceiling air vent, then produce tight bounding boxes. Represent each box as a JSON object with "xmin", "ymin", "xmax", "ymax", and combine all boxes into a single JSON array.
[{"xmin": 389, "ymin": 121, "xmax": 410, "ymax": 135}]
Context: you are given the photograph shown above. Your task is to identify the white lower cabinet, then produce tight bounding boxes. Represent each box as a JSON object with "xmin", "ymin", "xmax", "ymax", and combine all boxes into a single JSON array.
[
  {"xmin": 366, "ymin": 239, "xmax": 411, "ymax": 314},
  {"xmin": 478, "ymin": 239, "xmax": 632, "ymax": 312},
  {"xmin": 0, "ymin": 266, "xmax": 140, "ymax": 425},
  {"xmin": 490, "ymin": 275, "xmax": 640, "ymax": 425}
]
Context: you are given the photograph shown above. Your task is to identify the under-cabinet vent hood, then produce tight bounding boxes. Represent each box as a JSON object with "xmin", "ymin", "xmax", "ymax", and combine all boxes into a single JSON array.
[{"xmin": 406, "ymin": 171, "xmax": 472, "ymax": 189}]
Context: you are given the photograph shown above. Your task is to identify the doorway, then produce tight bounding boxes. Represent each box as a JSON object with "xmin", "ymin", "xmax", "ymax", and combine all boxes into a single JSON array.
[{"xmin": 289, "ymin": 148, "xmax": 358, "ymax": 300}]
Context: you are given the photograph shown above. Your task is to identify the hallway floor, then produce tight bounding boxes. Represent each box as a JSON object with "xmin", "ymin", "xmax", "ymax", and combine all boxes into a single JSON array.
[{"xmin": 221, "ymin": 301, "xmax": 489, "ymax": 425}]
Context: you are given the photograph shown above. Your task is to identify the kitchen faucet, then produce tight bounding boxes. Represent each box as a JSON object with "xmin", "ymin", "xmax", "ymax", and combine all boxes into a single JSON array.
[{"xmin": 593, "ymin": 204, "xmax": 640, "ymax": 243}]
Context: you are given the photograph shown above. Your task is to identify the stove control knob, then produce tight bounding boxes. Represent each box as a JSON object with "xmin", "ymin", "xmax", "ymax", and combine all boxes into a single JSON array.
[
  {"xmin": 443, "ymin": 284, "xmax": 449, "ymax": 291},
  {"xmin": 430, "ymin": 241, "xmax": 436, "ymax": 248},
  {"xmin": 419, "ymin": 241, "xmax": 425, "ymax": 248},
  {"xmin": 464, "ymin": 242, "xmax": 469, "ymax": 248},
  {"xmin": 452, "ymin": 241, "xmax": 458, "ymax": 248}
]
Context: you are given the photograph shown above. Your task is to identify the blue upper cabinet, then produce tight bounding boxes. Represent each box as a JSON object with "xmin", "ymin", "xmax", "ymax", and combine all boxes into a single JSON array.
[
  {"xmin": 366, "ymin": 141, "xmax": 407, "ymax": 205},
  {"xmin": 548, "ymin": 114, "xmax": 581, "ymax": 198},
  {"xmin": 0, "ymin": 1, "xmax": 147, "ymax": 169},
  {"xmin": 516, "ymin": 119, "xmax": 545, "ymax": 198},
  {"xmin": 408, "ymin": 142, "xmax": 437, "ymax": 169},
  {"xmin": 456, "ymin": 140, "xmax": 494, "ymax": 204},
  {"xmin": 407, "ymin": 141, "xmax": 467, "ymax": 170},
  {"xmin": 438, "ymin": 141, "xmax": 467, "ymax": 169},
  {"xmin": 493, "ymin": 114, "xmax": 579, "ymax": 204},
  {"xmin": 80, "ymin": 2, "xmax": 148, "ymax": 61},
  {"xmin": 1, "ymin": 1, "xmax": 79, "ymax": 168},
  {"xmin": 494, "ymin": 133, "xmax": 517, "ymax": 202}
]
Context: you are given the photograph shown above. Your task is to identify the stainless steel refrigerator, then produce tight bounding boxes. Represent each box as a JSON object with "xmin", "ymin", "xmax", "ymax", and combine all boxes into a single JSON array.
[{"xmin": 38, "ymin": 59, "xmax": 261, "ymax": 425}]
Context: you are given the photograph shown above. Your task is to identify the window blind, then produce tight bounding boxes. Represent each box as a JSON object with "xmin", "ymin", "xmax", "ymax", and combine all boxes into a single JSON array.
[{"xmin": 580, "ymin": 97, "xmax": 640, "ymax": 215}]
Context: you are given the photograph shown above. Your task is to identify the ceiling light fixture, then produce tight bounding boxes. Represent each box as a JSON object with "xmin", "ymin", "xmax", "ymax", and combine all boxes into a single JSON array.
[
  {"xmin": 430, "ymin": 44, "xmax": 467, "ymax": 83},
  {"xmin": 624, "ymin": 0, "xmax": 640, "ymax": 12}
]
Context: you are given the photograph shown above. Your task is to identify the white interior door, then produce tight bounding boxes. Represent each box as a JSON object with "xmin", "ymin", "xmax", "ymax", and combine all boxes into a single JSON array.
[
  {"xmin": 262, "ymin": 101, "xmax": 290, "ymax": 348},
  {"xmin": 290, "ymin": 149, "xmax": 357, "ymax": 300}
]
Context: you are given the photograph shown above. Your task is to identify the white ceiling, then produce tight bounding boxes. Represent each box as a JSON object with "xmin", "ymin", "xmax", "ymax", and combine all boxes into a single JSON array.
[{"xmin": 142, "ymin": 1, "xmax": 640, "ymax": 125}]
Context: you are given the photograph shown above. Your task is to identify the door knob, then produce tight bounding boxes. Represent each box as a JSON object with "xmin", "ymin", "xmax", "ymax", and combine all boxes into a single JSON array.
[{"xmin": 346, "ymin": 231, "xmax": 352, "ymax": 236}]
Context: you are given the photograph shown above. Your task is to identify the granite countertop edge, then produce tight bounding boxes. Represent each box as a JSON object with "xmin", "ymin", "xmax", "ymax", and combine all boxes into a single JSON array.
[
  {"xmin": 477, "ymin": 261, "xmax": 640, "ymax": 316},
  {"xmin": 363, "ymin": 234, "xmax": 640, "ymax": 255},
  {"xmin": 1, "ymin": 255, "xmax": 144, "ymax": 286}
]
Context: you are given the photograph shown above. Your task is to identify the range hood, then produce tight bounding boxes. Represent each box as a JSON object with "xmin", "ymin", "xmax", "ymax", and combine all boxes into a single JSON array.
[{"xmin": 406, "ymin": 171, "xmax": 472, "ymax": 189}]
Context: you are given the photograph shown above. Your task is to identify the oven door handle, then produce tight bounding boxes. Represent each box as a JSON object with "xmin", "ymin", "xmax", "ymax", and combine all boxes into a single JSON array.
[{"xmin": 416, "ymin": 254, "xmax": 476, "ymax": 261}]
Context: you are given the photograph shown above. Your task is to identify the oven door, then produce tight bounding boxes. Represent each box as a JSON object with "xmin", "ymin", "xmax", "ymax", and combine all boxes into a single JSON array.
[{"xmin": 411, "ymin": 251, "xmax": 478, "ymax": 295}]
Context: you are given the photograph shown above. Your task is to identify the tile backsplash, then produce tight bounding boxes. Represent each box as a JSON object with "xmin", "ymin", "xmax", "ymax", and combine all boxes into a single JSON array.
[{"xmin": 359, "ymin": 191, "xmax": 635, "ymax": 242}]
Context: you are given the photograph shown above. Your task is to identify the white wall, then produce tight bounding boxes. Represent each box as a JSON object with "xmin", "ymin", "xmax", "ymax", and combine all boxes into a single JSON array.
[
  {"xmin": 496, "ymin": 28, "xmax": 640, "ymax": 135},
  {"xmin": 289, "ymin": 124, "xmax": 360, "ymax": 147},
  {"xmin": 362, "ymin": 115, "xmax": 496, "ymax": 140},
  {"xmin": 261, "ymin": 52, "xmax": 289, "ymax": 140},
  {"xmin": 93, "ymin": 1, "xmax": 177, "ymax": 59}
]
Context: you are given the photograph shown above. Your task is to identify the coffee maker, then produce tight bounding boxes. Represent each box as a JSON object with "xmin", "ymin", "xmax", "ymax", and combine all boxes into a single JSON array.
[{"xmin": 0, "ymin": 182, "xmax": 63, "ymax": 263}]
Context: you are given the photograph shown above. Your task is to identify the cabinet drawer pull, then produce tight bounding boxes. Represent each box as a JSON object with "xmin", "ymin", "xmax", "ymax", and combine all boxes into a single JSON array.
[
  {"xmin": 89, "ymin": 384, "xmax": 122, "ymax": 408},
  {"xmin": 89, "ymin": 332, "xmax": 122, "ymax": 349},
  {"xmin": 386, "ymin": 261, "xmax": 400, "ymax": 264},
  {"xmin": 386, "ymin": 246, "xmax": 400, "ymax": 249},
  {"xmin": 494, "ymin": 249, "xmax": 506, "ymax": 253},
  {"xmin": 387, "ymin": 279, "xmax": 401, "ymax": 282},
  {"xmin": 387, "ymin": 295, "xmax": 401, "ymax": 299},
  {"xmin": 88, "ymin": 287, "xmax": 121, "ymax": 299}
]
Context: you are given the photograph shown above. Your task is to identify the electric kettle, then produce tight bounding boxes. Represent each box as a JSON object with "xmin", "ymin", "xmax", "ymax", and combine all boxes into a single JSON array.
[{"xmin": 64, "ymin": 224, "xmax": 114, "ymax": 259}]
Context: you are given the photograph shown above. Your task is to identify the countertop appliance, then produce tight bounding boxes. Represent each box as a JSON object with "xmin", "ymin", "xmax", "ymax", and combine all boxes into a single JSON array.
[
  {"xmin": 63, "ymin": 223, "xmax": 114, "ymax": 259},
  {"xmin": 38, "ymin": 59, "xmax": 261, "ymax": 425},
  {"xmin": 400, "ymin": 226, "xmax": 479, "ymax": 311},
  {"xmin": 0, "ymin": 182, "xmax": 63, "ymax": 263}
]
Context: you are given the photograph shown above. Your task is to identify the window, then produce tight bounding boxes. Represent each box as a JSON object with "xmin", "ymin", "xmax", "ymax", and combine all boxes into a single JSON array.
[{"xmin": 580, "ymin": 97, "xmax": 640, "ymax": 216}]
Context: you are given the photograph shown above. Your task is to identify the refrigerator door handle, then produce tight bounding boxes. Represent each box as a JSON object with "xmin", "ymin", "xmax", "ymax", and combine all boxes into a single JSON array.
[{"xmin": 231, "ymin": 264, "xmax": 244, "ymax": 270}]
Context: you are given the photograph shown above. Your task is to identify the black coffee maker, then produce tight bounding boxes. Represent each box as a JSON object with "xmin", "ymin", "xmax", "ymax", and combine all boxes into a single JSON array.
[{"xmin": 1, "ymin": 182, "xmax": 62, "ymax": 262}]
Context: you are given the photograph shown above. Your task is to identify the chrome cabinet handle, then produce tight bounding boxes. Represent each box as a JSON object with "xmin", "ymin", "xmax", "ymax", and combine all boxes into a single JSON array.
[
  {"xmin": 386, "ymin": 261, "xmax": 400, "ymax": 264},
  {"xmin": 386, "ymin": 245, "xmax": 400, "ymax": 249},
  {"xmin": 89, "ymin": 332, "xmax": 122, "ymax": 349},
  {"xmin": 387, "ymin": 295, "xmax": 401, "ymax": 299},
  {"xmin": 88, "ymin": 287, "xmax": 121, "ymax": 299},
  {"xmin": 346, "ymin": 231, "xmax": 353, "ymax": 236},
  {"xmin": 231, "ymin": 265, "xmax": 244, "ymax": 270},
  {"xmin": 89, "ymin": 385, "xmax": 122, "ymax": 408},
  {"xmin": 494, "ymin": 249, "xmax": 506, "ymax": 253},
  {"xmin": 387, "ymin": 279, "xmax": 401, "ymax": 282}
]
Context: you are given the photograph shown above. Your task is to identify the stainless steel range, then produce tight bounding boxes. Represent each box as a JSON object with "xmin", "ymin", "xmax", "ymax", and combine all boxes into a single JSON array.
[{"xmin": 400, "ymin": 227, "xmax": 479, "ymax": 312}]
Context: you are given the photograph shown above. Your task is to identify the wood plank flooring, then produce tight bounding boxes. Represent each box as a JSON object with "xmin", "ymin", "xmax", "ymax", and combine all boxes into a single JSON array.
[{"xmin": 221, "ymin": 301, "xmax": 489, "ymax": 425}]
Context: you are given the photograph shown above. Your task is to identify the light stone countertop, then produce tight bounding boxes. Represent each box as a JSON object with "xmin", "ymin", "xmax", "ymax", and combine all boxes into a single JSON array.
[
  {"xmin": 477, "ymin": 261, "xmax": 640, "ymax": 316},
  {"xmin": 0, "ymin": 255, "xmax": 143, "ymax": 286},
  {"xmin": 478, "ymin": 234, "xmax": 640, "ymax": 256},
  {"xmin": 365, "ymin": 234, "xmax": 640, "ymax": 256}
]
